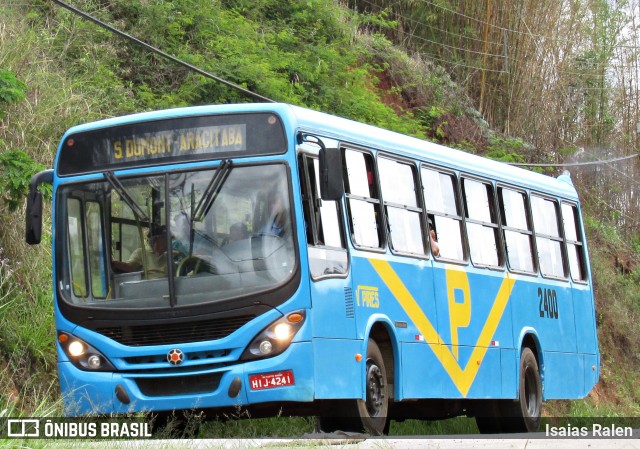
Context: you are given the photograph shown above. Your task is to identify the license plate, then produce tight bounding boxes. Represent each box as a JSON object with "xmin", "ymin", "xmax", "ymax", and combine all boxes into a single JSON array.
[{"xmin": 249, "ymin": 370, "xmax": 295, "ymax": 390}]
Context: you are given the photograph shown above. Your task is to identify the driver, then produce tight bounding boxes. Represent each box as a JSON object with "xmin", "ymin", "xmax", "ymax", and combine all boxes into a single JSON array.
[
  {"xmin": 261, "ymin": 190, "xmax": 288, "ymax": 237},
  {"xmin": 112, "ymin": 225, "xmax": 168, "ymax": 279}
]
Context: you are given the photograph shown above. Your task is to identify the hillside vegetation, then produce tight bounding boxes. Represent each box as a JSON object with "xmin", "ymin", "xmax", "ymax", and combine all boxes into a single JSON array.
[{"xmin": 1, "ymin": 0, "xmax": 638, "ymax": 434}]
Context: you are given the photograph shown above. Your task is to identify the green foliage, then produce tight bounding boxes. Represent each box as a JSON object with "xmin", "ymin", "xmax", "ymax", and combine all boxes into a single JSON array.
[
  {"xmin": 0, "ymin": 148, "xmax": 50, "ymax": 211},
  {"xmin": 0, "ymin": 69, "xmax": 27, "ymax": 119},
  {"xmin": 485, "ymin": 134, "xmax": 527, "ymax": 163}
]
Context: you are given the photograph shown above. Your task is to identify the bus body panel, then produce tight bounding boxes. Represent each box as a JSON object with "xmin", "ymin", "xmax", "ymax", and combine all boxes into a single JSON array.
[
  {"xmin": 573, "ymin": 284, "xmax": 598, "ymax": 355},
  {"xmin": 312, "ymin": 338, "xmax": 363, "ymax": 399},
  {"xmin": 500, "ymin": 348, "xmax": 518, "ymax": 398},
  {"xmin": 541, "ymin": 351, "xmax": 586, "ymax": 399},
  {"xmin": 401, "ymin": 341, "xmax": 446, "ymax": 399},
  {"xmin": 308, "ymin": 276, "xmax": 356, "ymax": 340},
  {"xmin": 510, "ymin": 277, "xmax": 578, "ymax": 354}
]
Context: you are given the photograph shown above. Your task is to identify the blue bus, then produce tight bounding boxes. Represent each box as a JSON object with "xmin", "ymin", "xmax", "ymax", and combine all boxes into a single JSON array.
[{"xmin": 26, "ymin": 103, "xmax": 598, "ymax": 434}]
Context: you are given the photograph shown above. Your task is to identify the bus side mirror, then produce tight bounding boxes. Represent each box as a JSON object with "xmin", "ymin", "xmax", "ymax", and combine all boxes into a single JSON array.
[
  {"xmin": 25, "ymin": 169, "xmax": 53, "ymax": 245},
  {"xmin": 319, "ymin": 147, "xmax": 344, "ymax": 201}
]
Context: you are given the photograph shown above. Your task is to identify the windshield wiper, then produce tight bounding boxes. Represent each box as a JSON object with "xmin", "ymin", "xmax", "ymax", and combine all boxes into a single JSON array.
[
  {"xmin": 193, "ymin": 159, "xmax": 232, "ymax": 222},
  {"xmin": 104, "ymin": 171, "xmax": 150, "ymax": 224}
]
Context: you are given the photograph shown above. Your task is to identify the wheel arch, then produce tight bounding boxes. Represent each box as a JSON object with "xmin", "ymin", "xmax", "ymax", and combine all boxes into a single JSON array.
[
  {"xmin": 517, "ymin": 327, "xmax": 544, "ymax": 396},
  {"xmin": 364, "ymin": 317, "xmax": 399, "ymax": 402}
]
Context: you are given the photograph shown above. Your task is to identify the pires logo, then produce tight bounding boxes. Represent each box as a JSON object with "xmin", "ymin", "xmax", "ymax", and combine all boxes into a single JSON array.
[{"xmin": 167, "ymin": 349, "xmax": 184, "ymax": 366}]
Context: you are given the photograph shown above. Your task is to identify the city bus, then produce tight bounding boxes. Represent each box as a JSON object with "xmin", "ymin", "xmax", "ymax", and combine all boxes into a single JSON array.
[{"xmin": 25, "ymin": 103, "xmax": 599, "ymax": 435}]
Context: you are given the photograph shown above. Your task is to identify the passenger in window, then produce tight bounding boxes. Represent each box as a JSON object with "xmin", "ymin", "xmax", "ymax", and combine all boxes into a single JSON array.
[
  {"xmin": 111, "ymin": 225, "xmax": 168, "ymax": 279},
  {"xmin": 261, "ymin": 190, "xmax": 288, "ymax": 237},
  {"xmin": 428, "ymin": 218, "xmax": 440, "ymax": 257}
]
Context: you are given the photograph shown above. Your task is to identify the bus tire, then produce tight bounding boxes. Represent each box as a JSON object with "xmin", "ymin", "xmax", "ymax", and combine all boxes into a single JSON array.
[
  {"xmin": 505, "ymin": 347, "xmax": 542, "ymax": 432},
  {"xmin": 316, "ymin": 339, "xmax": 389, "ymax": 435},
  {"xmin": 356, "ymin": 338, "xmax": 389, "ymax": 435}
]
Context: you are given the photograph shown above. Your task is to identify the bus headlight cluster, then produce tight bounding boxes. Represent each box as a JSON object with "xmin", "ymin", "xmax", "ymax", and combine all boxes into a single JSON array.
[
  {"xmin": 57, "ymin": 331, "xmax": 115, "ymax": 372},
  {"xmin": 241, "ymin": 310, "xmax": 305, "ymax": 361}
]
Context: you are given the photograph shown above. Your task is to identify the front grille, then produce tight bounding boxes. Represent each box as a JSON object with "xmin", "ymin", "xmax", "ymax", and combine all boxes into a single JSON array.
[
  {"xmin": 96, "ymin": 315, "xmax": 255, "ymax": 346},
  {"xmin": 135, "ymin": 372, "xmax": 222, "ymax": 397}
]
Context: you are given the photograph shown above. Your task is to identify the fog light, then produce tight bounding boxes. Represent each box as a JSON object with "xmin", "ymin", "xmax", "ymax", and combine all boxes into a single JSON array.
[
  {"xmin": 259, "ymin": 340, "xmax": 273, "ymax": 354},
  {"xmin": 68, "ymin": 341, "xmax": 85, "ymax": 357},
  {"xmin": 87, "ymin": 355, "xmax": 102, "ymax": 370},
  {"xmin": 274, "ymin": 323, "xmax": 291, "ymax": 340}
]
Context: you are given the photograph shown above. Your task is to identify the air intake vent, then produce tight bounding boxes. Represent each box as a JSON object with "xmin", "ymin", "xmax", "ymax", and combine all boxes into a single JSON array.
[
  {"xmin": 344, "ymin": 287, "xmax": 354, "ymax": 318},
  {"xmin": 96, "ymin": 315, "xmax": 255, "ymax": 346},
  {"xmin": 135, "ymin": 372, "xmax": 222, "ymax": 397}
]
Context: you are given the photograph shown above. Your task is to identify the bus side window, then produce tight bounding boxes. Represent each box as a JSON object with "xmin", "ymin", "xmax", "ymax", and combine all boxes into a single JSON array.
[
  {"xmin": 343, "ymin": 149, "xmax": 384, "ymax": 249},
  {"xmin": 499, "ymin": 187, "xmax": 535, "ymax": 274},
  {"xmin": 378, "ymin": 156, "xmax": 425, "ymax": 256},
  {"xmin": 531, "ymin": 195, "xmax": 566, "ymax": 279},
  {"xmin": 299, "ymin": 153, "xmax": 347, "ymax": 278},
  {"xmin": 421, "ymin": 167, "xmax": 464, "ymax": 261},
  {"xmin": 561, "ymin": 203, "xmax": 587, "ymax": 282},
  {"xmin": 463, "ymin": 178, "xmax": 501, "ymax": 268}
]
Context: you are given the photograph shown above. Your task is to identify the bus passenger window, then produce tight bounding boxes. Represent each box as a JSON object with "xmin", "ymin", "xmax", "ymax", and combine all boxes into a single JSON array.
[
  {"xmin": 463, "ymin": 178, "xmax": 500, "ymax": 268},
  {"xmin": 562, "ymin": 203, "xmax": 587, "ymax": 282},
  {"xmin": 344, "ymin": 149, "xmax": 383, "ymax": 249},
  {"xmin": 421, "ymin": 167, "xmax": 464, "ymax": 261},
  {"xmin": 532, "ymin": 195, "xmax": 566, "ymax": 278},
  {"xmin": 379, "ymin": 157, "xmax": 425, "ymax": 255},
  {"xmin": 499, "ymin": 188, "xmax": 535, "ymax": 273}
]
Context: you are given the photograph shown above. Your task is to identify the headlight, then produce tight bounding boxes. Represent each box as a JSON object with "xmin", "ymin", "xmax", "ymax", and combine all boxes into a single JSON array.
[
  {"xmin": 57, "ymin": 332, "xmax": 115, "ymax": 372},
  {"xmin": 240, "ymin": 310, "xmax": 306, "ymax": 361}
]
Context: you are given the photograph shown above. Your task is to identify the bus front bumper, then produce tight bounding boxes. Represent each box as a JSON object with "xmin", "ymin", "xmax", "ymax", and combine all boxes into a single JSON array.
[{"xmin": 59, "ymin": 341, "xmax": 314, "ymax": 416}]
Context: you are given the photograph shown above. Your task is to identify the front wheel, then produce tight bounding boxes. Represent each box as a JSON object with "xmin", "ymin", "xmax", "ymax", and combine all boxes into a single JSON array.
[{"xmin": 316, "ymin": 339, "xmax": 389, "ymax": 435}]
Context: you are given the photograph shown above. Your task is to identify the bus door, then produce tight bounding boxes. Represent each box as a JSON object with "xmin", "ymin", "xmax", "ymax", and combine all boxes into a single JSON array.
[{"xmin": 298, "ymin": 152, "xmax": 357, "ymax": 399}]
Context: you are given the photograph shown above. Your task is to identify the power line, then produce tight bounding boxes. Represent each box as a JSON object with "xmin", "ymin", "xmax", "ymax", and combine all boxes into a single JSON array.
[
  {"xmin": 582, "ymin": 148, "xmax": 640, "ymax": 190},
  {"xmin": 357, "ymin": 0, "xmax": 505, "ymax": 48},
  {"xmin": 51, "ymin": 0, "xmax": 275, "ymax": 103},
  {"xmin": 508, "ymin": 153, "xmax": 639, "ymax": 167},
  {"xmin": 416, "ymin": 0, "xmax": 640, "ymax": 51},
  {"xmin": 356, "ymin": 0, "xmax": 640, "ymax": 80}
]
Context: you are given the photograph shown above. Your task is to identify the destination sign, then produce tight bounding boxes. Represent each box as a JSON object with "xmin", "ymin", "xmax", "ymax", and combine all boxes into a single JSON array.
[
  {"xmin": 110, "ymin": 124, "xmax": 246, "ymax": 163},
  {"xmin": 57, "ymin": 112, "xmax": 286, "ymax": 176}
]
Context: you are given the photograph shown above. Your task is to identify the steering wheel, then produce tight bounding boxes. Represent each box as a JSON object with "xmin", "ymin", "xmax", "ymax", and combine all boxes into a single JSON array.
[{"xmin": 176, "ymin": 256, "xmax": 203, "ymax": 276}]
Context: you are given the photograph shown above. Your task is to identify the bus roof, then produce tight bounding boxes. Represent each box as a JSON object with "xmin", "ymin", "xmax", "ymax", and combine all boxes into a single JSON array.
[
  {"xmin": 284, "ymin": 104, "xmax": 579, "ymax": 201},
  {"xmin": 59, "ymin": 103, "xmax": 578, "ymax": 200}
]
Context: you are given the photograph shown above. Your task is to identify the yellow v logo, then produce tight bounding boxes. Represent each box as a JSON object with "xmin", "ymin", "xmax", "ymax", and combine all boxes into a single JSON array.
[{"xmin": 369, "ymin": 259, "xmax": 516, "ymax": 397}]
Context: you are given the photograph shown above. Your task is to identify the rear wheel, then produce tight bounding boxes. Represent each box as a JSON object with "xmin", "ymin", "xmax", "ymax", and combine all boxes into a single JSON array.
[
  {"xmin": 316, "ymin": 339, "xmax": 389, "ymax": 435},
  {"xmin": 504, "ymin": 347, "xmax": 542, "ymax": 432}
]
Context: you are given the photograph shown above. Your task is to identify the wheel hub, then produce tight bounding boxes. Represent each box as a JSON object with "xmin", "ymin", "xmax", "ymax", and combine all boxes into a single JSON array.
[{"xmin": 365, "ymin": 361, "xmax": 385, "ymax": 416}]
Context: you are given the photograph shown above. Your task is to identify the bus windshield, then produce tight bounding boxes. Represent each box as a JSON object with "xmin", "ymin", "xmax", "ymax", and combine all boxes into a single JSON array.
[{"xmin": 58, "ymin": 163, "xmax": 296, "ymax": 310}]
